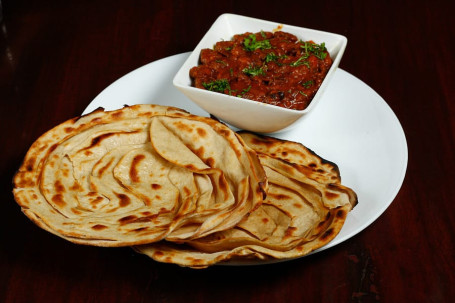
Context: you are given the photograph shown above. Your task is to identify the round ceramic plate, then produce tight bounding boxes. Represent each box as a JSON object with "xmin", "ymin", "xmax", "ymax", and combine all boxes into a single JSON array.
[{"xmin": 83, "ymin": 52, "xmax": 408, "ymax": 257}]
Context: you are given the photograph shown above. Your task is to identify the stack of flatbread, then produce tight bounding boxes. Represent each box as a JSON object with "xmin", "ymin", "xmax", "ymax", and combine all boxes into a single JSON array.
[{"xmin": 13, "ymin": 104, "xmax": 357, "ymax": 268}]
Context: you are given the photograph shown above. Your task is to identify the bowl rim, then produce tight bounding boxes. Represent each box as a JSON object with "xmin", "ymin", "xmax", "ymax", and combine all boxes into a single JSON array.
[{"xmin": 173, "ymin": 13, "xmax": 348, "ymax": 115}]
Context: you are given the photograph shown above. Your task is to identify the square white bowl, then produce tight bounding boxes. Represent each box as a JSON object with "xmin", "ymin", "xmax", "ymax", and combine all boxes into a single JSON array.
[{"xmin": 173, "ymin": 13, "xmax": 347, "ymax": 133}]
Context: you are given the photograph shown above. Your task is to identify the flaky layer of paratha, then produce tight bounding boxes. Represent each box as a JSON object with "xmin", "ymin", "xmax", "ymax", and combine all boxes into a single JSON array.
[
  {"xmin": 135, "ymin": 132, "xmax": 357, "ymax": 268},
  {"xmin": 13, "ymin": 105, "xmax": 267, "ymax": 246}
]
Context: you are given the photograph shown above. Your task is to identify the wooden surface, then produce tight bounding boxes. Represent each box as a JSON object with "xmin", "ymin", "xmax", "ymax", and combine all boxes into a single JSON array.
[{"xmin": 1, "ymin": 0, "xmax": 454, "ymax": 302}]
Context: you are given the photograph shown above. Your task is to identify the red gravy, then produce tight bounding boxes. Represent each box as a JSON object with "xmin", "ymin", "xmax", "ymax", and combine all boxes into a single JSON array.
[{"xmin": 190, "ymin": 31, "xmax": 333, "ymax": 110}]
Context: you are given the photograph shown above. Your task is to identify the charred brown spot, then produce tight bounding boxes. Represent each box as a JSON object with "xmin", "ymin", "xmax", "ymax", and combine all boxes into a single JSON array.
[
  {"xmin": 133, "ymin": 214, "xmax": 159, "ymax": 223},
  {"xmin": 250, "ymin": 137, "xmax": 275, "ymax": 147},
  {"xmin": 336, "ymin": 209, "xmax": 346, "ymax": 219},
  {"xmin": 205, "ymin": 157, "xmax": 215, "ymax": 167},
  {"xmin": 115, "ymin": 192, "xmax": 131, "ymax": 207},
  {"xmin": 118, "ymin": 215, "xmax": 137, "ymax": 224},
  {"xmin": 184, "ymin": 164, "xmax": 197, "ymax": 171},
  {"xmin": 143, "ymin": 197, "xmax": 152, "ymax": 206},
  {"xmin": 325, "ymin": 191, "xmax": 340, "ymax": 200},
  {"xmin": 107, "ymin": 207, "xmax": 119, "ymax": 213},
  {"xmin": 142, "ymin": 211, "xmax": 152, "ymax": 216},
  {"xmin": 84, "ymin": 150, "xmax": 93, "ymax": 156},
  {"xmin": 262, "ymin": 218, "xmax": 269, "ymax": 224},
  {"xmin": 269, "ymin": 192, "xmax": 291, "ymax": 200},
  {"xmin": 165, "ymin": 257, "xmax": 173, "ymax": 263},
  {"xmin": 325, "ymin": 212, "xmax": 331, "ymax": 220},
  {"xmin": 293, "ymin": 203, "xmax": 303, "ymax": 209},
  {"xmin": 320, "ymin": 228, "xmax": 334, "ymax": 240},
  {"xmin": 130, "ymin": 154, "xmax": 145, "ymax": 182},
  {"xmin": 51, "ymin": 194, "xmax": 66, "ymax": 207},
  {"xmin": 185, "ymin": 257, "xmax": 205, "ymax": 265},
  {"xmin": 49, "ymin": 144, "xmax": 58, "ymax": 153},
  {"xmin": 92, "ymin": 224, "xmax": 108, "ymax": 231},
  {"xmin": 54, "ymin": 180, "xmax": 65, "ymax": 193},
  {"xmin": 258, "ymin": 182, "xmax": 267, "ymax": 200},
  {"xmin": 284, "ymin": 226, "xmax": 298, "ymax": 238},
  {"xmin": 183, "ymin": 186, "xmax": 191, "ymax": 196},
  {"xmin": 132, "ymin": 227, "xmax": 147, "ymax": 232},
  {"xmin": 175, "ymin": 121, "xmax": 193, "ymax": 132},
  {"xmin": 62, "ymin": 169, "xmax": 69, "ymax": 177},
  {"xmin": 97, "ymin": 158, "xmax": 114, "ymax": 176},
  {"xmin": 296, "ymin": 245, "xmax": 304, "ymax": 252},
  {"xmin": 85, "ymin": 133, "xmax": 116, "ymax": 149},
  {"xmin": 90, "ymin": 196, "xmax": 104, "ymax": 206},
  {"xmin": 71, "ymin": 208, "xmax": 82, "ymax": 215},
  {"xmin": 194, "ymin": 146, "xmax": 205, "ymax": 158},
  {"xmin": 112, "ymin": 111, "xmax": 124, "ymax": 119},
  {"xmin": 151, "ymin": 183, "xmax": 162, "ymax": 190},
  {"xmin": 309, "ymin": 163, "xmax": 317, "ymax": 168},
  {"xmin": 64, "ymin": 127, "xmax": 75, "ymax": 133},
  {"xmin": 196, "ymin": 127, "xmax": 207, "ymax": 138},
  {"xmin": 218, "ymin": 129, "xmax": 230, "ymax": 138}
]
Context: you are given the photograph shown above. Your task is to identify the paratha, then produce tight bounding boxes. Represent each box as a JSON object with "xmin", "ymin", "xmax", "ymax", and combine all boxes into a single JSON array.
[
  {"xmin": 13, "ymin": 105, "xmax": 267, "ymax": 246},
  {"xmin": 135, "ymin": 132, "xmax": 357, "ymax": 268}
]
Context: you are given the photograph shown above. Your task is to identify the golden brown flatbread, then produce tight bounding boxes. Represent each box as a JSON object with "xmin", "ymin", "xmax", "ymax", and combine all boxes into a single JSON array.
[
  {"xmin": 13, "ymin": 105, "xmax": 267, "ymax": 247},
  {"xmin": 135, "ymin": 132, "xmax": 357, "ymax": 268}
]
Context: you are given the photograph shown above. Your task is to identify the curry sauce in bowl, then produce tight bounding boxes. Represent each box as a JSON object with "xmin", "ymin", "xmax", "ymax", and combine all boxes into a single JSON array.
[
  {"xmin": 173, "ymin": 14, "xmax": 347, "ymax": 133},
  {"xmin": 190, "ymin": 31, "xmax": 333, "ymax": 111}
]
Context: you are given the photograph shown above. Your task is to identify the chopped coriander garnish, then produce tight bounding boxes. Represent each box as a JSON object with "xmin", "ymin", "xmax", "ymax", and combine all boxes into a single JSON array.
[
  {"xmin": 203, "ymin": 79, "xmax": 231, "ymax": 94},
  {"xmin": 215, "ymin": 60, "xmax": 227, "ymax": 65},
  {"xmin": 237, "ymin": 85, "xmax": 252, "ymax": 97},
  {"xmin": 299, "ymin": 91, "xmax": 308, "ymax": 97},
  {"xmin": 242, "ymin": 65, "xmax": 266, "ymax": 77},
  {"xmin": 265, "ymin": 52, "xmax": 279, "ymax": 63},
  {"xmin": 301, "ymin": 41, "xmax": 328, "ymax": 60},
  {"xmin": 265, "ymin": 52, "xmax": 287, "ymax": 64},
  {"xmin": 290, "ymin": 55, "xmax": 310, "ymax": 68},
  {"xmin": 243, "ymin": 34, "xmax": 272, "ymax": 51},
  {"xmin": 302, "ymin": 80, "xmax": 314, "ymax": 88}
]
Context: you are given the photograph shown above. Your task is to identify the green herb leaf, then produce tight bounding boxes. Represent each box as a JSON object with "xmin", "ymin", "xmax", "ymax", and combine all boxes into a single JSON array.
[
  {"xmin": 203, "ymin": 79, "xmax": 231, "ymax": 94},
  {"xmin": 290, "ymin": 55, "xmax": 310, "ymax": 67},
  {"xmin": 302, "ymin": 80, "xmax": 314, "ymax": 88},
  {"xmin": 243, "ymin": 34, "xmax": 272, "ymax": 51},
  {"xmin": 237, "ymin": 85, "xmax": 252, "ymax": 97},
  {"xmin": 242, "ymin": 65, "xmax": 266, "ymax": 77},
  {"xmin": 215, "ymin": 60, "xmax": 227, "ymax": 66},
  {"xmin": 300, "ymin": 41, "xmax": 328, "ymax": 60},
  {"xmin": 265, "ymin": 52, "xmax": 279, "ymax": 63}
]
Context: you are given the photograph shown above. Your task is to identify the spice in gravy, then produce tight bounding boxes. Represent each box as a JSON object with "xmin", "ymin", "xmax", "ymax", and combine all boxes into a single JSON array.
[{"xmin": 190, "ymin": 31, "xmax": 333, "ymax": 110}]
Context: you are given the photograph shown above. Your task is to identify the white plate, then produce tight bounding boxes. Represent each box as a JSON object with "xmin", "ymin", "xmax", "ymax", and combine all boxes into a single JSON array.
[{"xmin": 83, "ymin": 52, "xmax": 408, "ymax": 257}]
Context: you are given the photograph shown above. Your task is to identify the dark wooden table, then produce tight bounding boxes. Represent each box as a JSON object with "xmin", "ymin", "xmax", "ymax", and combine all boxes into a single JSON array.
[{"xmin": 1, "ymin": 1, "xmax": 454, "ymax": 302}]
